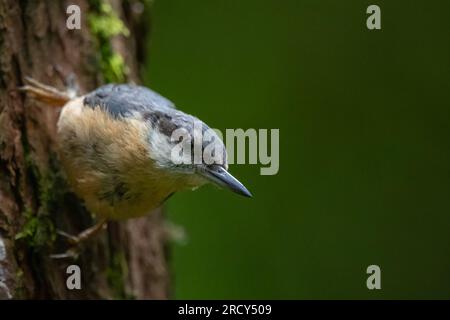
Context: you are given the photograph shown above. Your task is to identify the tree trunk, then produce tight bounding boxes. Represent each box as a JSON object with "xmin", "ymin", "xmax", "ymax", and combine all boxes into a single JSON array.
[{"xmin": 0, "ymin": 0, "xmax": 170, "ymax": 299}]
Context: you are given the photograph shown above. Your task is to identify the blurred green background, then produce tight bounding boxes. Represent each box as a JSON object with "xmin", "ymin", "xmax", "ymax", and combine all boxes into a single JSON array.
[{"xmin": 143, "ymin": 0, "xmax": 450, "ymax": 299}]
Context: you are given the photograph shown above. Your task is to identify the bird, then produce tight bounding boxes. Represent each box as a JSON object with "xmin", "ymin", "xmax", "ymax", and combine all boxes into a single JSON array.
[{"xmin": 20, "ymin": 76, "xmax": 251, "ymax": 255}]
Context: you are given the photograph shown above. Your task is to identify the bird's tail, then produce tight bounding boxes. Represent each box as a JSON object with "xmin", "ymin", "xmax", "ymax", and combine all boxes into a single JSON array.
[{"xmin": 18, "ymin": 76, "xmax": 75, "ymax": 107}]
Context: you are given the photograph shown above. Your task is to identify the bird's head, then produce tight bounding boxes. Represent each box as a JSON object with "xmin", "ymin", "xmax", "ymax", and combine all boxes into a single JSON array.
[{"xmin": 144, "ymin": 109, "xmax": 252, "ymax": 198}]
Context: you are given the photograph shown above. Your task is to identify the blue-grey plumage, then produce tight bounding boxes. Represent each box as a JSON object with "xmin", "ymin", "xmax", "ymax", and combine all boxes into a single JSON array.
[
  {"xmin": 55, "ymin": 84, "xmax": 251, "ymax": 221},
  {"xmin": 83, "ymin": 84, "xmax": 176, "ymax": 117}
]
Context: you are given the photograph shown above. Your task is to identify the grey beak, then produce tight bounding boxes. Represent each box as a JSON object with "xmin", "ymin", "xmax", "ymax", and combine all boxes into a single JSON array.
[{"xmin": 200, "ymin": 166, "xmax": 252, "ymax": 198}]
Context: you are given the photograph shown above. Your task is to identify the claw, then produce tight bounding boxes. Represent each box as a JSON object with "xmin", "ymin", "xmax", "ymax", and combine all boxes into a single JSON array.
[
  {"xmin": 50, "ymin": 247, "xmax": 80, "ymax": 260},
  {"xmin": 50, "ymin": 230, "xmax": 82, "ymax": 259},
  {"xmin": 51, "ymin": 219, "xmax": 108, "ymax": 258},
  {"xmin": 56, "ymin": 230, "xmax": 81, "ymax": 246}
]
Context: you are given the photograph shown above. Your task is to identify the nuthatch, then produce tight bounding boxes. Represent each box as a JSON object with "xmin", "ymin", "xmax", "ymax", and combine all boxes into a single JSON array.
[{"xmin": 20, "ymin": 77, "xmax": 251, "ymax": 252}]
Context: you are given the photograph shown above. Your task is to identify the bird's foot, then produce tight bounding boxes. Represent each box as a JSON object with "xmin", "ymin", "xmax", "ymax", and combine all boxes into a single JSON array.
[
  {"xmin": 50, "ymin": 219, "xmax": 107, "ymax": 259},
  {"xmin": 49, "ymin": 247, "xmax": 81, "ymax": 260},
  {"xmin": 50, "ymin": 231, "xmax": 85, "ymax": 260},
  {"xmin": 56, "ymin": 230, "xmax": 83, "ymax": 246}
]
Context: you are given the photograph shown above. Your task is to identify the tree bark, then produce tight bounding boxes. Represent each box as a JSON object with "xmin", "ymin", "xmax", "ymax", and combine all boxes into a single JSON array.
[{"xmin": 0, "ymin": 0, "xmax": 170, "ymax": 299}]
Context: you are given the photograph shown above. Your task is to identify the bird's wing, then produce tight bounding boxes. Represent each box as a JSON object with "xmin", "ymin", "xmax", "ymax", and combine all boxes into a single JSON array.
[{"xmin": 83, "ymin": 84, "xmax": 176, "ymax": 118}]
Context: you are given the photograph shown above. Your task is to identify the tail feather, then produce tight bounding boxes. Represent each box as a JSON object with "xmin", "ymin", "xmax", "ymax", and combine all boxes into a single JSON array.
[{"xmin": 19, "ymin": 77, "xmax": 73, "ymax": 107}]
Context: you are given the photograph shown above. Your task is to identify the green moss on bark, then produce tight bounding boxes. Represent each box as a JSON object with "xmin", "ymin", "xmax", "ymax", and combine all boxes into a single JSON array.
[
  {"xmin": 88, "ymin": 0, "xmax": 129, "ymax": 82},
  {"xmin": 106, "ymin": 252, "xmax": 135, "ymax": 299},
  {"xmin": 16, "ymin": 144, "xmax": 66, "ymax": 250}
]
